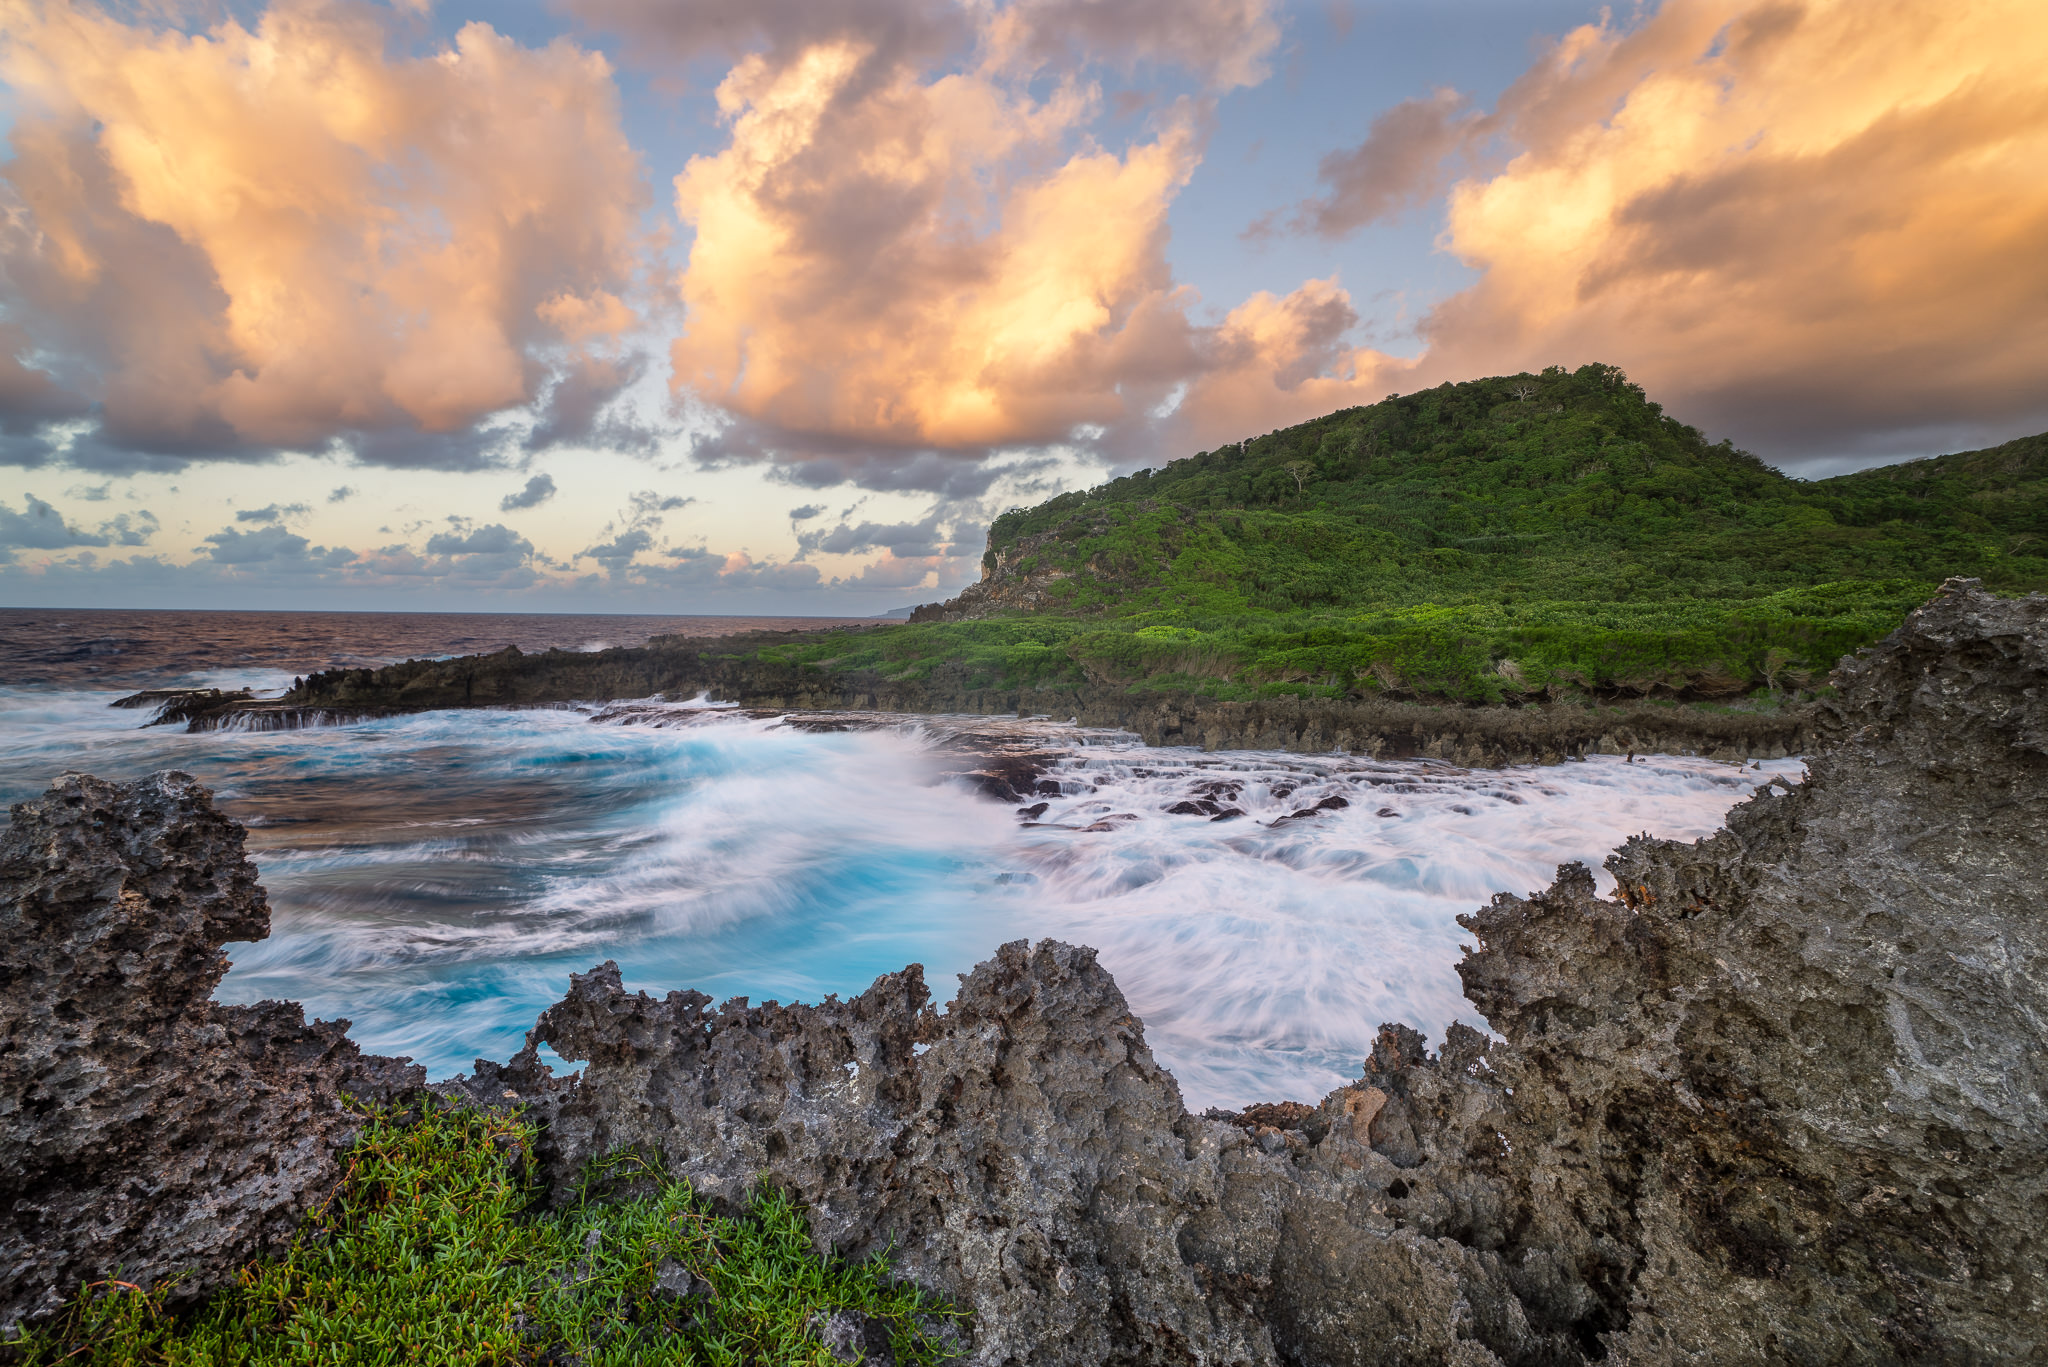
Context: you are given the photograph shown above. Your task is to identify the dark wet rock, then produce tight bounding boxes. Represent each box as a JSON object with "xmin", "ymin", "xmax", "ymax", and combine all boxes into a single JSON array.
[
  {"xmin": 1016, "ymin": 801, "xmax": 1050, "ymax": 820},
  {"xmin": 0, "ymin": 772, "xmax": 423, "ymax": 1332},
  {"xmin": 109, "ymin": 687, "xmax": 253, "ymax": 727},
  {"xmin": 1271, "ymin": 795, "xmax": 1351, "ymax": 826}
]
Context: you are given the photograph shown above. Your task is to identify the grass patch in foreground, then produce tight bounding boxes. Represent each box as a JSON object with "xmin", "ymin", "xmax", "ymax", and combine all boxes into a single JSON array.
[{"xmin": 8, "ymin": 1100, "xmax": 959, "ymax": 1366}]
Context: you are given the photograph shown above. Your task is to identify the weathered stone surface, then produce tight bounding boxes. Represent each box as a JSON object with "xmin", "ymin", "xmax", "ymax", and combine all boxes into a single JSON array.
[
  {"xmin": 1247, "ymin": 577, "xmax": 2048, "ymax": 1364},
  {"xmin": 0, "ymin": 772, "xmax": 423, "ymax": 1331},
  {"xmin": 11, "ymin": 579, "xmax": 2043, "ymax": 1365},
  {"xmin": 443, "ymin": 940, "xmax": 1281, "ymax": 1365},
  {"xmin": 452, "ymin": 579, "xmax": 2044, "ymax": 1365}
]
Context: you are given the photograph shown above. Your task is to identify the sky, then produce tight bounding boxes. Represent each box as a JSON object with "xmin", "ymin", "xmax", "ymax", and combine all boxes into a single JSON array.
[{"xmin": 1, "ymin": 0, "xmax": 2043, "ymax": 614}]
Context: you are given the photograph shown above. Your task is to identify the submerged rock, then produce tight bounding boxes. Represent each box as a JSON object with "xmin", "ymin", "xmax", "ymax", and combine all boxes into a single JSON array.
[
  {"xmin": 0, "ymin": 772, "xmax": 423, "ymax": 1332},
  {"xmin": 6, "ymin": 579, "xmax": 2042, "ymax": 1364}
]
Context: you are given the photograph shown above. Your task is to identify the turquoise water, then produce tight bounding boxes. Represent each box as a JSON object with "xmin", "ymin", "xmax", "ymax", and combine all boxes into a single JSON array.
[{"xmin": 0, "ymin": 608, "xmax": 1803, "ymax": 1107}]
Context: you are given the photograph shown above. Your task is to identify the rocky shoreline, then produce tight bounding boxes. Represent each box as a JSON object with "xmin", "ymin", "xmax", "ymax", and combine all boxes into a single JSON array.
[
  {"xmin": 8, "ymin": 580, "xmax": 2043, "ymax": 1362},
  {"xmin": 125, "ymin": 641, "xmax": 1811, "ymax": 768}
]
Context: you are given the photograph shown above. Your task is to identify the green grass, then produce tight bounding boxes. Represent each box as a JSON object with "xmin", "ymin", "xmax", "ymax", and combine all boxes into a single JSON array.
[{"xmin": 7, "ymin": 1100, "xmax": 960, "ymax": 1366}]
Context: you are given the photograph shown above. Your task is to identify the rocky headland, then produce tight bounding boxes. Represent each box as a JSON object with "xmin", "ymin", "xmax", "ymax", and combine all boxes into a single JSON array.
[
  {"xmin": 8, "ymin": 580, "xmax": 2043, "ymax": 1362},
  {"xmin": 130, "ymin": 638, "xmax": 1811, "ymax": 769}
]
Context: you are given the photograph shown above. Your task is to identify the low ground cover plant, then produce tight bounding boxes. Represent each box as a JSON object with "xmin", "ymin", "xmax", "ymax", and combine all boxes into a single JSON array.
[{"xmin": 8, "ymin": 1100, "xmax": 958, "ymax": 1366}]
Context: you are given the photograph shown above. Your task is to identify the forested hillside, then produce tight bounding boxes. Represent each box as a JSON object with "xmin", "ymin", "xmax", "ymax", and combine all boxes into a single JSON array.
[{"xmin": 772, "ymin": 365, "xmax": 2045, "ymax": 704}]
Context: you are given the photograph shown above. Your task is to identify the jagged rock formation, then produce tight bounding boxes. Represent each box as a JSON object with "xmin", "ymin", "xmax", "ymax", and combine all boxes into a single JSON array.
[
  {"xmin": 443, "ymin": 578, "xmax": 2044, "ymax": 1364},
  {"xmin": 0, "ymin": 773, "xmax": 423, "ymax": 1332},
  {"xmin": 445, "ymin": 942, "xmax": 1277, "ymax": 1364},
  {"xmin": 10, "ymin": 580, "xmax": 2042, "ymax": 1364}
]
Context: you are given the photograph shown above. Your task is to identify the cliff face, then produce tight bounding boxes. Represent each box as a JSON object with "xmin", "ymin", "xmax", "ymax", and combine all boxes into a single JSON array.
[
  {"xmin": 6, "ymin": 580, "xmax": 2042, "ymax": 1363},
  {"xmin": 0, "ymin": 773, "xmax": 423, "ymax": 1331}
]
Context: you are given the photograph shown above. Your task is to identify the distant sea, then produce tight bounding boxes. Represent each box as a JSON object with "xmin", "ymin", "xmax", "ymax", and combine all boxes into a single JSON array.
[{"xmin": 0, "ymin": 606, "xmax": 1802, "ymax": 1107}]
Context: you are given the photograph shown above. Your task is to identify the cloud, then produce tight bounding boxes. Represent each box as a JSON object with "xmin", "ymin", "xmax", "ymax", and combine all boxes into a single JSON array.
[
  {"xmin": 101, "ymin": 510, "xmax": 159, "ymax": 546},
  {"xmin": 423, "ymin": 523, "xmax": 532, "ymax": 557},
  {"xmin": 567, "ymin": 0, "xmax": 1278, "ymax": 91},
  {"xmin": 1290, "ymin": 87, "xmax": 1477, "ymax": 236},
  {"xmin": 235, "ymin": 502, "xmax": 311, "ymax": 523},
  {"xmin": 795, "ymin": 513, "xmax": 950, "ymax": 560},
  {"xmin": 788, "ymin": 504, "xmax": 825, "ymax": 521},
  {"xmin": 0, "ymin": 494, "xmax": 107, "ymax": 550},
  {"xmin": 626, "ymin": 490, "xmax": 693, "ymax": 521},
  {"xmin": 1404, "ymin": 0, "xmax": 2048, "ymax": 460},
  {"xmin": 577, "ymin": 525, "xmax": 655, "ymax": 575},
  {"xmin": 834, "ymin": 550, "xmax": 949, "ymax": 589},
  {"xmin": 0, "ymin": 0, "xmax": 648, "ymax": 471},
  {"xmin": 501, "ymin": 473, "xmax": 558, "ymax": 511},
  {"xmin": 328, "ymin": 485, "xmax": 357, "ymax": 502},
  {"xmin": 668, "ymin": 44, "xmax": 1209, "ymax": 456},
  {"xmin": 202, "ymin": 522, "xmax": 353, "ymax": 568}
]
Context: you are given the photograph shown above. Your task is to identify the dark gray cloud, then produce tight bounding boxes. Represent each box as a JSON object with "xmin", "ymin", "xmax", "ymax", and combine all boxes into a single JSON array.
[
  {"xmin": 578, "ymin": 526, "xmax": 655, "ymax": 576},
  {"xmin": 0, "ymin": 495, "xmax": 106, "ymax": 550},
  {"xmin": 524, "ymin": 353, "xmax": 670, "ymax": 455},
  {"xmin": 235, "ymin": 502, "xmax": 310, "ymax": 524},
  {"xmin": 328, "ymin": 485, "xmax": 357, "ymax": 502},
  {"xmin": 795, "ymin": 512, "xmax": 950, "ymax": 560},
  {"xmin": 100, "ymin": 510, "xmax": 158, "ymax": 547},
  {"xmin": 625, "ymin": 490, "xmax": 692, "ymax": 522},
  {"xmin": 501, "ymin": 473, "xmax": 559, "ymax": 511},
  {"xmin": 423, "ymin": 524, "xmax": 533, "ymax": 558},
  {"xmin": 788, "ymin": 504, "xmax": 825, "ymax": 521},
  {"xmin": 202, "ymin": 523, "xmax": 354, "ymax": 568}
]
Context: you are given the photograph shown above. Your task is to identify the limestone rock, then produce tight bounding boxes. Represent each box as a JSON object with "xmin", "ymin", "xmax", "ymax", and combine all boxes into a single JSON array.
[{"xmin": 0, "ymin": 772, "xmax": 423, "ymax": 1331}]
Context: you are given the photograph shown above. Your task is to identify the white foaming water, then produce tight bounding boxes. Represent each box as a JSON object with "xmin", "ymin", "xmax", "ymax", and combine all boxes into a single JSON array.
[{"xmin": 0, "ymin": 682, "xmax": 1802, "ymax": 1108}]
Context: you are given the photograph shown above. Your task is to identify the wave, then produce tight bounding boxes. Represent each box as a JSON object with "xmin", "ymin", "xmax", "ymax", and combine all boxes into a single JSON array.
[{"xmin": 0, "ymin": 684, "xmax": 1800, "ymax": 1105}]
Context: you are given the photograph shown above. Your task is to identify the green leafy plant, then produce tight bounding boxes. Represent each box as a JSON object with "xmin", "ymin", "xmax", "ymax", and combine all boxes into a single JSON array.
[{"xmin": 7, "ymin": 1100, "xmax": 961, "ymax": 1366}]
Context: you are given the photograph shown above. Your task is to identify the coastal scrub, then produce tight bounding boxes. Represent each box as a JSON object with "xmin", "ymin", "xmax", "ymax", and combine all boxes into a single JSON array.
[{"xmin": 7, "ymin": 1099, "xmax": 959, "ymax": 1366}]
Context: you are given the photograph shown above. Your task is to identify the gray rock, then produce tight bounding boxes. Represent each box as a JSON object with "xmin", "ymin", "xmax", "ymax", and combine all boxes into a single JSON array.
[
  {"xmin": 651, "ymin": 1256, "xmax": 707, "ymax": 1303},
  {"xmin": 0, "ymin": 771, "xmax": 423, "ymax": 1331},
  {"xmin": 8, "ymin": 579, "xmax": 2042, "ymax": 1366},
  {"xmin": 814, "ymin": 1307, "xmax": 897, "ymax": 1365},
  {"xmin": 483, "ymin": 938, "xmax": 1277, "ymax": 1364},
  {"xmin": 463, "ymin": 579, "xmax": 2045, "ymax": 1365}
]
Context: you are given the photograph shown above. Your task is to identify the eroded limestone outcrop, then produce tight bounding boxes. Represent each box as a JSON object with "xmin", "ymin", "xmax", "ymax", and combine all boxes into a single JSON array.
[
  {"xmin": 447, "ymin": 579, "xmax": 2044, "ymax": 1365},
  {"xmin": 6, "ymin": 579, "xmax": 2042, "ymax": 1364},
  {"xmin": 0, "ymin": 773, "xmax": 423, "ymax": 1331}
]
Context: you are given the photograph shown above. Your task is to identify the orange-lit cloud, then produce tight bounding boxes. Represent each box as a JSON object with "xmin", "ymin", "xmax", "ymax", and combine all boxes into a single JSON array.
[
  {"xmin": 0, "ymin": 0, "xmax": 646, "ymax": 468},
  {"xmin": 1410, "ymin": 0, "xmax": 2048, "ymax": 456},
  {"xmin": 669, "ymin": 40, "xmax": 1208, "ymax": 455}
]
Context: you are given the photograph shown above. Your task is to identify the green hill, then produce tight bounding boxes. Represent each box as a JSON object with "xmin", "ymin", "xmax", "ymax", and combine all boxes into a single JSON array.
[{"xmin": 766, "ymin": 364, "xmax": 2045, "ymax": 704}]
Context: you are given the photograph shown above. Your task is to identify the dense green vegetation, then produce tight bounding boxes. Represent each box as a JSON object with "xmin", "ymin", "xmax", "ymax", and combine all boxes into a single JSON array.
[
  {"xmin": 770, "ymin": 365, "xmax": 2046, "ymax": 703},
  {"xmin": 7, "ymin": 1101, "xmax": 958, "ymax": 1366}
]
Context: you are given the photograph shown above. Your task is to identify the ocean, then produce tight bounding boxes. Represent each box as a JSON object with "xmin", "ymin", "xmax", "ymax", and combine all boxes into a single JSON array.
[{"xmin": 0, "ymin": 606, "xmax": 1802, "ymax": 1108}]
